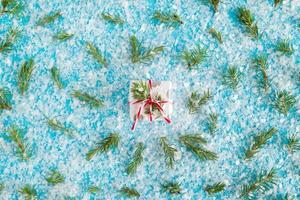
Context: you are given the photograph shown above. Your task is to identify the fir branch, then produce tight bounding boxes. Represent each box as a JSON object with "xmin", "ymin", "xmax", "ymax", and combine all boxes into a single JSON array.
[
  {"xmin": 253, "ymin": 56, "xmax": 269, "ymax": 92},
  {"xmin": 204, "ymin": 182, "xmax": 226, "ymax": 195},
  {"xmin": 20, "ymin": 184, "xmax": 38, "ymax": 200},
  {"xmin": 274, "ymin": 90, "xmax": 296, "ymax": 115},
  {"xmin": 18, "ymin": 59, "xmax": 35, "ymax": 95},
  {"xmin": 209, "ymin": 28, "xmax": 222, "ymax": 44},
  {"xmin": 45, "ymin": 170, "xmax": 65, "ymax": 185},
  {"xmin": 286, "ymin": 134, "xmax": 300, "ymax": 154},
  {"xmin": 130, "ymin": 81, "xmax": 149, "ymax": 100},
  {"xmin": 182, "ymin": 46, "xmax": 207, "ymax": 69},
  {"xmin": 187, "ymin": 90, "xmax": 212, "ymax": 113},
  {"xmin": 72, "ymin": 90, "xmax": 104, "ymax": 108},
  {"xmin": 53, "ymin": 31, "xmax": 74, "ymax": 42},
  {"xmin": 153, "ymin": 11, "xmax": 183, "ymax": 26},
  {"xmin": 208, "ymin": 0, "xmax": 220, "ymax": 13},
  {"xmin": 223, "ymin": 66, "xmax": 240, "ymax": 90},
  {"xmin": 245, "ymin": 128, "xmax": 277, "ymax": 159},
  {"xmin": 6, "ymin": 126, "xmax": 31, "ymax": 160},
  {"xmin": 86, "ymin": 42, "xmax": 107, "ymax": 67},
  {"xmin": 88, "ymin": 186, "xmax": 100, "ymax": 193},
  {"xmin": 101, "ymin": 12, "xmax": 124, "ymax": 25},
  {"xmin": 179, "ymin": 134, "xmax": 217, "ymax": 161},
  {"xmin": 207, "ymin": 113, "xmax": 218, "ymax": 134},
  {"xmin": 50, "ymin": 66, "xmax": 64, "ymax": 89},
  {"xmin": 160, "ymin": 137, "xmax": 177, "ymax": 169},
  {"xmin": 161, "ymin": 181, "xmax": 181, "ymax": 195},
  {"xmin": 119, "ymin": 186, "xmax": 140, "ymax": 198},
  {"xmin": 86, "ymin": 133, "xmax": 119, "ymax": 161},
  {"xmin": 240, "ymin": 168, "xmax": 277, "ymax": 199},
  {"xmin": 0, "ymin": 0, "xmax": 23, "ymax": 16},
  {"xmin": 0, "ymin": 28, "xmax": 21, "ymax": 55},
  {"xmin": 130, "ymin": 35, "xmax": 164, "ymax": 64},
  {"xmin": 47, "ymin": 118, "xmax": 74, "ymax": 137},
  {"xmin": 237, "ymin": 7, "xmax": 259, "ymax": 39},
  {"xmin": 276, "ymin": 40, "xmax": 294, "ymax": 56},
  {"xmin": 274, "ymin": 0, "xmax": 282, "ymax": 7},
  {"xmin": 0, "ymin": 87, "xmax": 12, "ymax": 111},
  {"xmin": 36, "ymin": 11, "xmax": 62, "ymax": 26},
  {"xmin": 126, "ymin": 142, "xmax": 145, "ymax": 175}
]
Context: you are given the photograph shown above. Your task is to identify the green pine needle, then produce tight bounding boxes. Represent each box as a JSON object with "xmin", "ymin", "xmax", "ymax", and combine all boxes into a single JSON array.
[
  {"xmin": 72, "ymin": 90, "xmax": 104, "ymax": 108},
  {"xmin": 240, "ymin": 168, "xmax": 277, "ymax": 199},
  {"xmin": 274, "ymin": 0, "xmax": 283, "ymax": 7},
  {"xmin": 0, "ymin": 87, "xmax": 12, "ymax": 111},
  {"xmin": 45, "ymin": 170, "xmax": 65, "ymax": 185},
  {"xmin": 36, "ymin": 11, "xmax": 62, "ymax": 26},
  {"xmin": 223, "ymin": 66, "xmax": 240, "ymax": 90},
  {"xmin": 207, "ymin": 113, "xmax": 218, "ymax": 134},
  {"xmin": 20, "ymin": 184, "xmax": 38, "ymax": 200},
  {"xmin": 253, "ymin": 56, "xmax": 269, "ymax": 93},
  {"xmin": 0, "ymin": 28, "xmax": 21, "ymax": 55},
  {"xmin": 119, "ymin": 186, "xmax": 140, "ymax": 198},
  {"xmin": 53, "ymin": 31, "xmax": 74, "ymax": 42},
  {"xmin": 245, "ymin": 128, "xmax": 277, "ymax": 159},
  {"xmin": 208, "ymin": 0, "xmax": 220, "ymax": 12},
  {"xmin": 209, "ymin": 28, "xmax": 222, "ymax": 44},
  {"xmin": 187, "ymin": 90, "xmax": 212, "ymax": 114},
  {"xmin": 50, "ymin": 66, "xmax": 64, "ymax": 89},
  {"xmin": 237, "ymin": 7, "xmax": 259, "ymax": 39},
  {"xmin": 126, "ymin": 142, "xmax": 145, "ymax": 175},
  {"xmin": 179, "ymin": 134, "xmax": 218, "ymax": 161},
  {"xmin": 47, "ymin": 118, "xmax": 74, "ymax": 137},
  {"xmin": 86, "ymin": 133, "xmax": 119, "ymax": 161},
  {"xmin": 153, "ymin": 11, "xmax": 183, "ymax": 26},
  {"xmin": 161, "ymin": 181, "xmax": 181, "ymax": 195},
  {"xmin": 286, "ymin": 134, "xmax": 300, "ymax": 154},
  {"xmin": 160, "ymin": 137, "xmax": 177, "ymax": 169},
  {"xmin": 0, "ymin": 0, "xmax": 23, "ymax": 16},
  {"xmin": 88, "ymin": 186, "xmax": 101, "ymax": 193},
  {"xmin": 276, "ymin": 39, "xmax": 294, "ymax": 56},
  {"xmin": 130, "ymin": 35, "xmax": 164, "ymax": 64},
  {"xmin": 204, "ymin": 182, "xmax": 226, "ymax": 195},
  {"xmin": 18, "ymin": 59, "xmax": 35, "ymax": 95},
  {"xmin": 130, "ymin": 81, "xmax": 149, "ymax": 100},
  {"xmin": 182, "ymin": 46, "xmax": 207, "ymax": 69},
  {"xmin": 274, "ymin": 90, "xmax": 296, "ymax": 115},
  {"xmin": 101, "ymin": 12, "xmax": 124, "ymax": 25},
  {"xmin": 86, "ymin": 42, "xmax": 107, "ymax": 67}
]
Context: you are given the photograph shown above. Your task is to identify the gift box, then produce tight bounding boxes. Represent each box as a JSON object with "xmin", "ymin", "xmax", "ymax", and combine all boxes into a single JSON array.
[{"xmin": 129, "ymin": 80, "xmax": 172, "ymax": 130}]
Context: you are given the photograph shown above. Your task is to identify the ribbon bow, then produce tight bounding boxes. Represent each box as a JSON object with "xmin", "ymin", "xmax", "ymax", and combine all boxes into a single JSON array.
[{"xmin": 130, "ymin": 80, "xmax": 172, "ymax": 131}]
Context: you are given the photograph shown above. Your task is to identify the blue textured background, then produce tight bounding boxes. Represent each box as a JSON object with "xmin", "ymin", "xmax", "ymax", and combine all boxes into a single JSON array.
[{"xmin": 0, "ymin": 0, "xmax": 299, "ymax": 199}]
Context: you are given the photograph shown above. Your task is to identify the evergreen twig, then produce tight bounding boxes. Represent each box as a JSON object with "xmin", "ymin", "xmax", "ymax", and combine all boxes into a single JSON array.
[
  {"xmin": 237, "ymin": 7, "xmax": 259, "ymax": 39},
  {"xmin": 161, "ymin": 181, "xmax": 181, "ymax": 195},
  {"xmin": 153, "ymin": 11, "xmax": 183, "ymax": 27},
  {"xmin": 207, "ymin": 113, "xmax": 218, "ymax": 134},
  {"xmin": 86, "ymin": 42, "xmax": 107, "ymax": 67},
  {"xmin": 286, "ymin": 134, "xmax": 300, "ymax": 154},
  {"xmin": 182, "ymin": 46, "xmax": 207, "ymax": 69},
  {"xmin": 274, "ymin": 0, "xmax": 283, "ymax": 7},
  {"xmin": 253, "ymin": 56, "xmax": 269, "ymax": 93},
  {"xmin": 0, "ymin": 87, "xmax": 12, "ymax": 111},
  {"xmin": 47, "ymin": 118, "xmax": 74, "ymax": 137},
  {"xmin": 119, "ymin": 186, "xmax": 140, "ymax": 198},
  {"xmin": 45, "ymin": 170, "xmax": 65, "ymax": 185},
  {"xmin": 88, "ymin": 186, "xmax": 100, "ymax": 193},
  {"xmin": 20, "ymin": 184, "xmax": 38, "ymax": 200},
  {"xmin": 274, "ymin": 90, "xmax": 296, "ymax": 115},
  {"xmin": 187, "ymin": 90, "xmax": 212, "ymax": 113},
  {"xmin": 204, "ymin": 182, "xmax": 226, "ymax": 195},
  {"xmin": 50, "ymin": 66, "xmax": 64, "ymax": 89},
  {"xmin": 276, "ymin": 40, "xmax": 294, "ymax": 56},
  {"xmin": 72, "ymin": 90, "xmax": 104, "ymax": 108},
  {"xmin": 36, "ymin": 11, "xmax": 62, "ymax": 26},
  {"xmin": 0, "ymin": 28, "xmax": 21, "ymax": 55},
  {"xmin": 101, "ymin": 12, "xmax": 124, "ymax": 25},
  {"xmin": 0, "ymin": 0, "xmax": 23, "ymax": 16},
  {"xmin": 223, "ymin": 66, "xmax": 240, "ymax": 90},
  {"xmin": 53, "ymin": 31, "xmax": 74, "ymax": 42},
  {"xmin": 160, "ymin": 137, "xmax": 177, "ymax": 169},
  {"xmin": 126, "ymin": 142, "xmax": 145, "ymax": 175},
  {"xmin": 209, "ymin": 28, "xmax": 222, "ymax": 44},
  {"xmin": 18, "ymin": 59, "xmax": 35, "ymax": 95},
  {"xmin": 130, "ymin": 81, "xmax": 149, "ymax": 100},
  {"xmin": 208, "ymin": 0, "xmax": 220, "ymax": 13}
]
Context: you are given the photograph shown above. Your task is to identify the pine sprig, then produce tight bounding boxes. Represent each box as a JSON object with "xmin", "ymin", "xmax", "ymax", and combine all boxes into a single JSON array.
[
  {"xmin": 53, "ymin": 31, "xmax": 74, "ymax": 42},
  {"xmin": 160, "ymin": 137, "xmax": 177, "ymax": 169},
  {"xmin": 101, "ymin": 12, "xmax": 124, "ymax": 25},
  {"xmin": 209, "ymin": 28, "xmax": 222, "ymax": 44},
  {"xmin": 207, "ymin": 113, "xmax": 218, "ymax": 134},
  {"xmin": 274, "ymin": 90, "xmax": 296, "ymax": 115},
  {"xmin": 208, "ymin": 0, "xmax": 220, "ymax": 13},
  {"xmin": 161, "ymin": 181, "xmax": 181, "ymax": 195},
  {"xmin": 274, "ymin": 0, "xmax": 282, "ymax": 7},
  {"xmin": 18, "ymin": 59, "xmax": 35, "ymax": 95},
  {"xmin": 0, "ymin": 0, "xmax": 23, "ymax": 16},
  {"xmin": 130, "ymin": 81, "xmax": 149, "ymax": 100},
  {"xmin": 286, "ymin": 134, "xmax": 300, "ymax": 154},
  {"xmin": 119, "ymin": 186, "xmax": 140, "ymax": 198},
  {"xmin": 6, "ymin": 126, "xmax": 31, "ymax": 160},
  {"xmin": 240, "ymin": 168, "xmax": 277, "ymax": 199},
  {"xmin": 36, "ymin": 11, "xmax": 62, "ymax": 26},
  {"xmin": 86, "ymin": 133, "xmax": 119, "ymax": 161},
  {"xmin": 237, "ymin": 7, "xmax": 259, "ymax": 39},
  {"xmin": 253, "ymin": 56, "xmax": 269, "ymax": 93},
  {"xmin": 126, "ymin": 142, "xmax": 145, "ymax": 175},
  {"xmin": 20, "ymin": 185, "xmax": 38, "ymax": 200},
  {"xmin": 50, "ymin": 66, "xmax": 64, "ymax": 89},
  {"xmin": 45, "ymin": 170, "xmax": 65, "ymax": 185},
  {"xmin": 130, "ymin": 35, "xmax": 164, "ymax": 64},
  {"xmin": 86, "ymin": 42, "xmax": 107, "ymax": 67},
  {"xmin": 245, "ymin": 128, "xmax": 277, "ymax": 159},
  {"xmin": 182, "ymin": 46, "xmax": 207, "ymax": 69},
  {"xmin": 0, "ymin": 28, "xmax": 21, "ymax": 55},
  {"xmin": 179, "ymin": 134, "xmax": 218, "ymax": 161},
  {"xmin": 204, "ymin": 182, "xmax": 226, "ymax": 195},
  {"xmin": 276, "ymin": 40, "xmax": 294, "ymax": 56},
  {"xmin": 187, "ymin": 90, "xmax": 212, "ymax": 113},
  {"xmin": 0, "ymin": 87, "xmax": 12, "ymax": 111},
  {"xmin": 153, "ymin": 11, "xmax": 183, "ymax": 26},
  {"xmin": 223, "ymin": 66, "xmax": 240, "ymax": 90},
  {"xmin": 47, "ymin": 118, "xmax": 74, "ymax": 137},
  {"xmin": 88, "ymin": 186, "xmax": 101, "ymax": 193},
  {"xmin": 72, "ymin": 90, "xmax": 104, "ymax": 108}
]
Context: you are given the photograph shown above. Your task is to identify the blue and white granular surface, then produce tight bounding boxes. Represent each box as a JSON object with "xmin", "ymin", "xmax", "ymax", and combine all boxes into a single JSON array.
[{"xmin": 0, "ymin": 0, "xmax": 299, "ymax": 199}]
